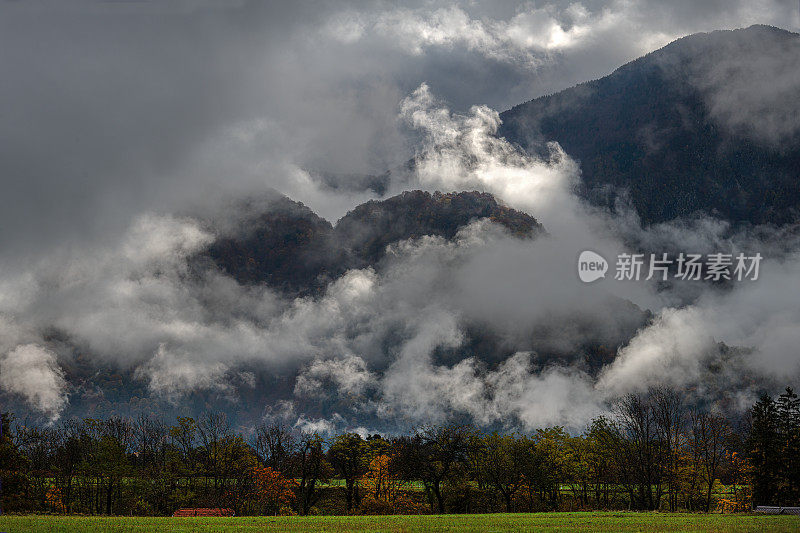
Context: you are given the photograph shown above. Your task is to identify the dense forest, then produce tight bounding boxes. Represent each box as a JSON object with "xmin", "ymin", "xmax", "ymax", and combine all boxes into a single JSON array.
[{"xmin": 1, "ymin": 386, "xmax": 797, "ymax": 516}]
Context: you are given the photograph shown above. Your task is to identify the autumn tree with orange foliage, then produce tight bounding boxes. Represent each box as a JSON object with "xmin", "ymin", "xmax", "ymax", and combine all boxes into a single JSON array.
[
  {"xmin": 359, "ymin": 454, "xmax": 421, "ymax": 514},
  {"xmin": 717, "ymin": 451, "xmax": 752, "ymax": 513},
  {"xmin": 251, "ymin": 466, "xmax": 296, "ymax": 516},
  {"xmin": 45, "ymin": 486, "xmax": 66, "ymax": 514}
]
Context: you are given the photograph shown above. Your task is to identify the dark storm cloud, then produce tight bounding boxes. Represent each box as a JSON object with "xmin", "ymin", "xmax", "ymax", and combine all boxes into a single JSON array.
[
  {"xmin": 1, "ymin": 0, "xmax": 795, "ymax": 268},
  {"xmin": 1, "ymin": 0, "xmax": 798, "ymax": 425},
  {"xmin": 0, "ymin": 1, "xmax": 392, "ymax": 264}
]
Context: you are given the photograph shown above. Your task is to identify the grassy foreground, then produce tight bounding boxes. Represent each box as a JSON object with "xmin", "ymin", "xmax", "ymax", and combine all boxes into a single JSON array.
[{"xmin": 1, "ymin": 512, "xmax": 800, "ymax": 533}]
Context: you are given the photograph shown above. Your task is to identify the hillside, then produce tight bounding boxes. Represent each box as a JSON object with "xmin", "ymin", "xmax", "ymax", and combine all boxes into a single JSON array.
[
  {"xmin": 499, "ymin": 25, "xmax": 800, "ymax": 225},
  {"xmin": 197, "ymin": 190, "xmax": 543, "ymax": 295}
]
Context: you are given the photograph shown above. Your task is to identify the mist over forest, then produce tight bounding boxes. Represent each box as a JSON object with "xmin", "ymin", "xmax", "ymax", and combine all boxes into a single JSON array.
[{"xmin": 0, "ymin": 2, "xmax": 799, "ymax": 443}]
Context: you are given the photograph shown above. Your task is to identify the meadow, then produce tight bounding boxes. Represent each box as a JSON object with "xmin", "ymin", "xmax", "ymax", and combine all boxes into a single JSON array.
[{"xmin": 1, "ymin": 512, "xmax": 799, "ymax": 533}]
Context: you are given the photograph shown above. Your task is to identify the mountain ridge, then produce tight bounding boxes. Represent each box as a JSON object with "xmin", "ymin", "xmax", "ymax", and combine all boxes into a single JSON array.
[
  {"xmin": 197, "ymin": 190, "xmax": 543, "ymax": 296},
  {"xmin": 499, "ymin": 24, "xmax": 800, "ymax": 225}
]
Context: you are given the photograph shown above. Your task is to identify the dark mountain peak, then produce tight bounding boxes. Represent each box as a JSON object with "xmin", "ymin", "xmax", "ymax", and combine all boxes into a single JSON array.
[
  {"xmin": 505, "ymin": 24, "xmax": 799, "ymax": 128},
  {"xmin": 337, "ymin": 189, "xmax": 541, "ymax": 236},
  {"xmin": 658, "ymin": 23, "xmax": 797, "ymax": 51},
  {"xmin": 198, "ymin": 190, "xmax": 542, "ymax": 295},
  {"xmin": 336, "ymin": 190, "xmax": 543, "ymax": 265},
  {"xmin": 499, "ymin": 25, "xmax": 800, "ymax": 225},
  {"xmin": 632, "ymin": 24, "xmax": 799, "ymax": 80},
  {"xmin": 198, "ymin": 193, "xmax": 339, "ymax": 293},
  {"xmin": 213, "ymin": 191, "xmax": 331, "ymax": 236}
]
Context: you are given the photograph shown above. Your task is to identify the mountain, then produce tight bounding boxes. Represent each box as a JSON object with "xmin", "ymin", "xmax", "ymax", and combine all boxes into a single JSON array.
[
  {"xmin": 499, "ymin": 25, "xmax": 800, "ymax": 225},
  {"xmin": 20, "ymin": 192, "xmax": 551, "ymax": 425},
  {"xmin": 197, "ymin": 190, "xmax": 543, "ymax": 295},
  {"xmin": 197, "ymin": 194, "xmax": 343, "ymax": 295},
  {"xmin": 336, "ymin": 190, "xmax": 542, "ymax": 266}
]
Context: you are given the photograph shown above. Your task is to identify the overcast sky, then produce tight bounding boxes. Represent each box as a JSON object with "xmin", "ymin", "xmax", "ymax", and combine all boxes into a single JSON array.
[{"xmin": 0, "ymin": 0, "xmax": 798, "ymax": 269}]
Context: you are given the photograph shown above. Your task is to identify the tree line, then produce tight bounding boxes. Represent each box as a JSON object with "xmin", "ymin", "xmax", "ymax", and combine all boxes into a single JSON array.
[{"xmin": 1, "ymin": 386, "xmax": 798, "ymax": 516}]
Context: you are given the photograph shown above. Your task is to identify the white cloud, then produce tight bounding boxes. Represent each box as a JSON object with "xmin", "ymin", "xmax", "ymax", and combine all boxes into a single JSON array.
[
  {"xmin": 134, "ymin": 343, "xmax": 231, "ymax": 399},
  {"xmin": 0, "ymin": 344, "xmax": 68, "ymax": 420},
  {"xmin": 295, "ymin": 355, "xmax": 377, "ymax": 398},
  {"xmin": 293, "ymin": 414, "xmax": 343, "ymax": 436},
  {"xmin": 597, "ymin": 307, "xmax": 717, "ymax": 394}
]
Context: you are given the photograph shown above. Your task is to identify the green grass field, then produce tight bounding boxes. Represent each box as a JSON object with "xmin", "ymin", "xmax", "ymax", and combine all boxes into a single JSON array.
[{"xmin": 1, "ymin": 512, "xmax": 799, "ymax": 533}]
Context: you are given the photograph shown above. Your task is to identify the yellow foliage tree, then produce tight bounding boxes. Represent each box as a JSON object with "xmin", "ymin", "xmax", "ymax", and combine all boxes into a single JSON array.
[
  {"xmin": 362, "ymin": 455, "xmax": 402, "ymax": 501},
  {"xmin": 359, "ymin": 454, "xmax": 421, "ymax": 514}
]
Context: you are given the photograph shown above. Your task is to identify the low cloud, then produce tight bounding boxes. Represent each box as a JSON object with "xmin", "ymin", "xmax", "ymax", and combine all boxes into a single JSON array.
[
  {"xmin": 1, "ymin": 8, "xmax": 800, "ymax": 429},
  {"xmin": 134, "ymin": 343, "xmax": 232, "ymax": 399},
  {"xmin": 0, "ymin": 344, "xmax": 68, "ymax": 420},
  {"xmin": 2, "ymin": 81, "xmax": 788, "ymax": 431},
  {"xmin": 295, "ymin": 356, "xmax": 377, "ymax": 398},
  {"xmin": 687, "ymin": 26, "xmax": 800, "ymax": 144}
]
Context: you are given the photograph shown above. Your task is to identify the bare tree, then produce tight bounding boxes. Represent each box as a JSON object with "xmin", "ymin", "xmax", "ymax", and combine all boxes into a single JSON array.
[
  {"xmin": 197, "ymin": 412, "xmax": 231, "ymax": 497},
  {"xmin": 252, "ymin": 422, "xmax": 296, "ymax": 472},
  {"xmin": 613, "ymin": 392, "xmax": 665, "ymax": 510},
  {"xmin": 690, "ymin": 409, "xmax": 729, "ymax": 512},
  {"xmin": 652, "ymin": 388, "xmax": 686, "ymax": 511}
]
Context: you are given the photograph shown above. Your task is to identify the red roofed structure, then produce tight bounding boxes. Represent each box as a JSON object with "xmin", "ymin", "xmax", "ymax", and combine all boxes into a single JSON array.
[{"xmin": 172, "ymin": 508, "xmax": 235, "ymax": 517}]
